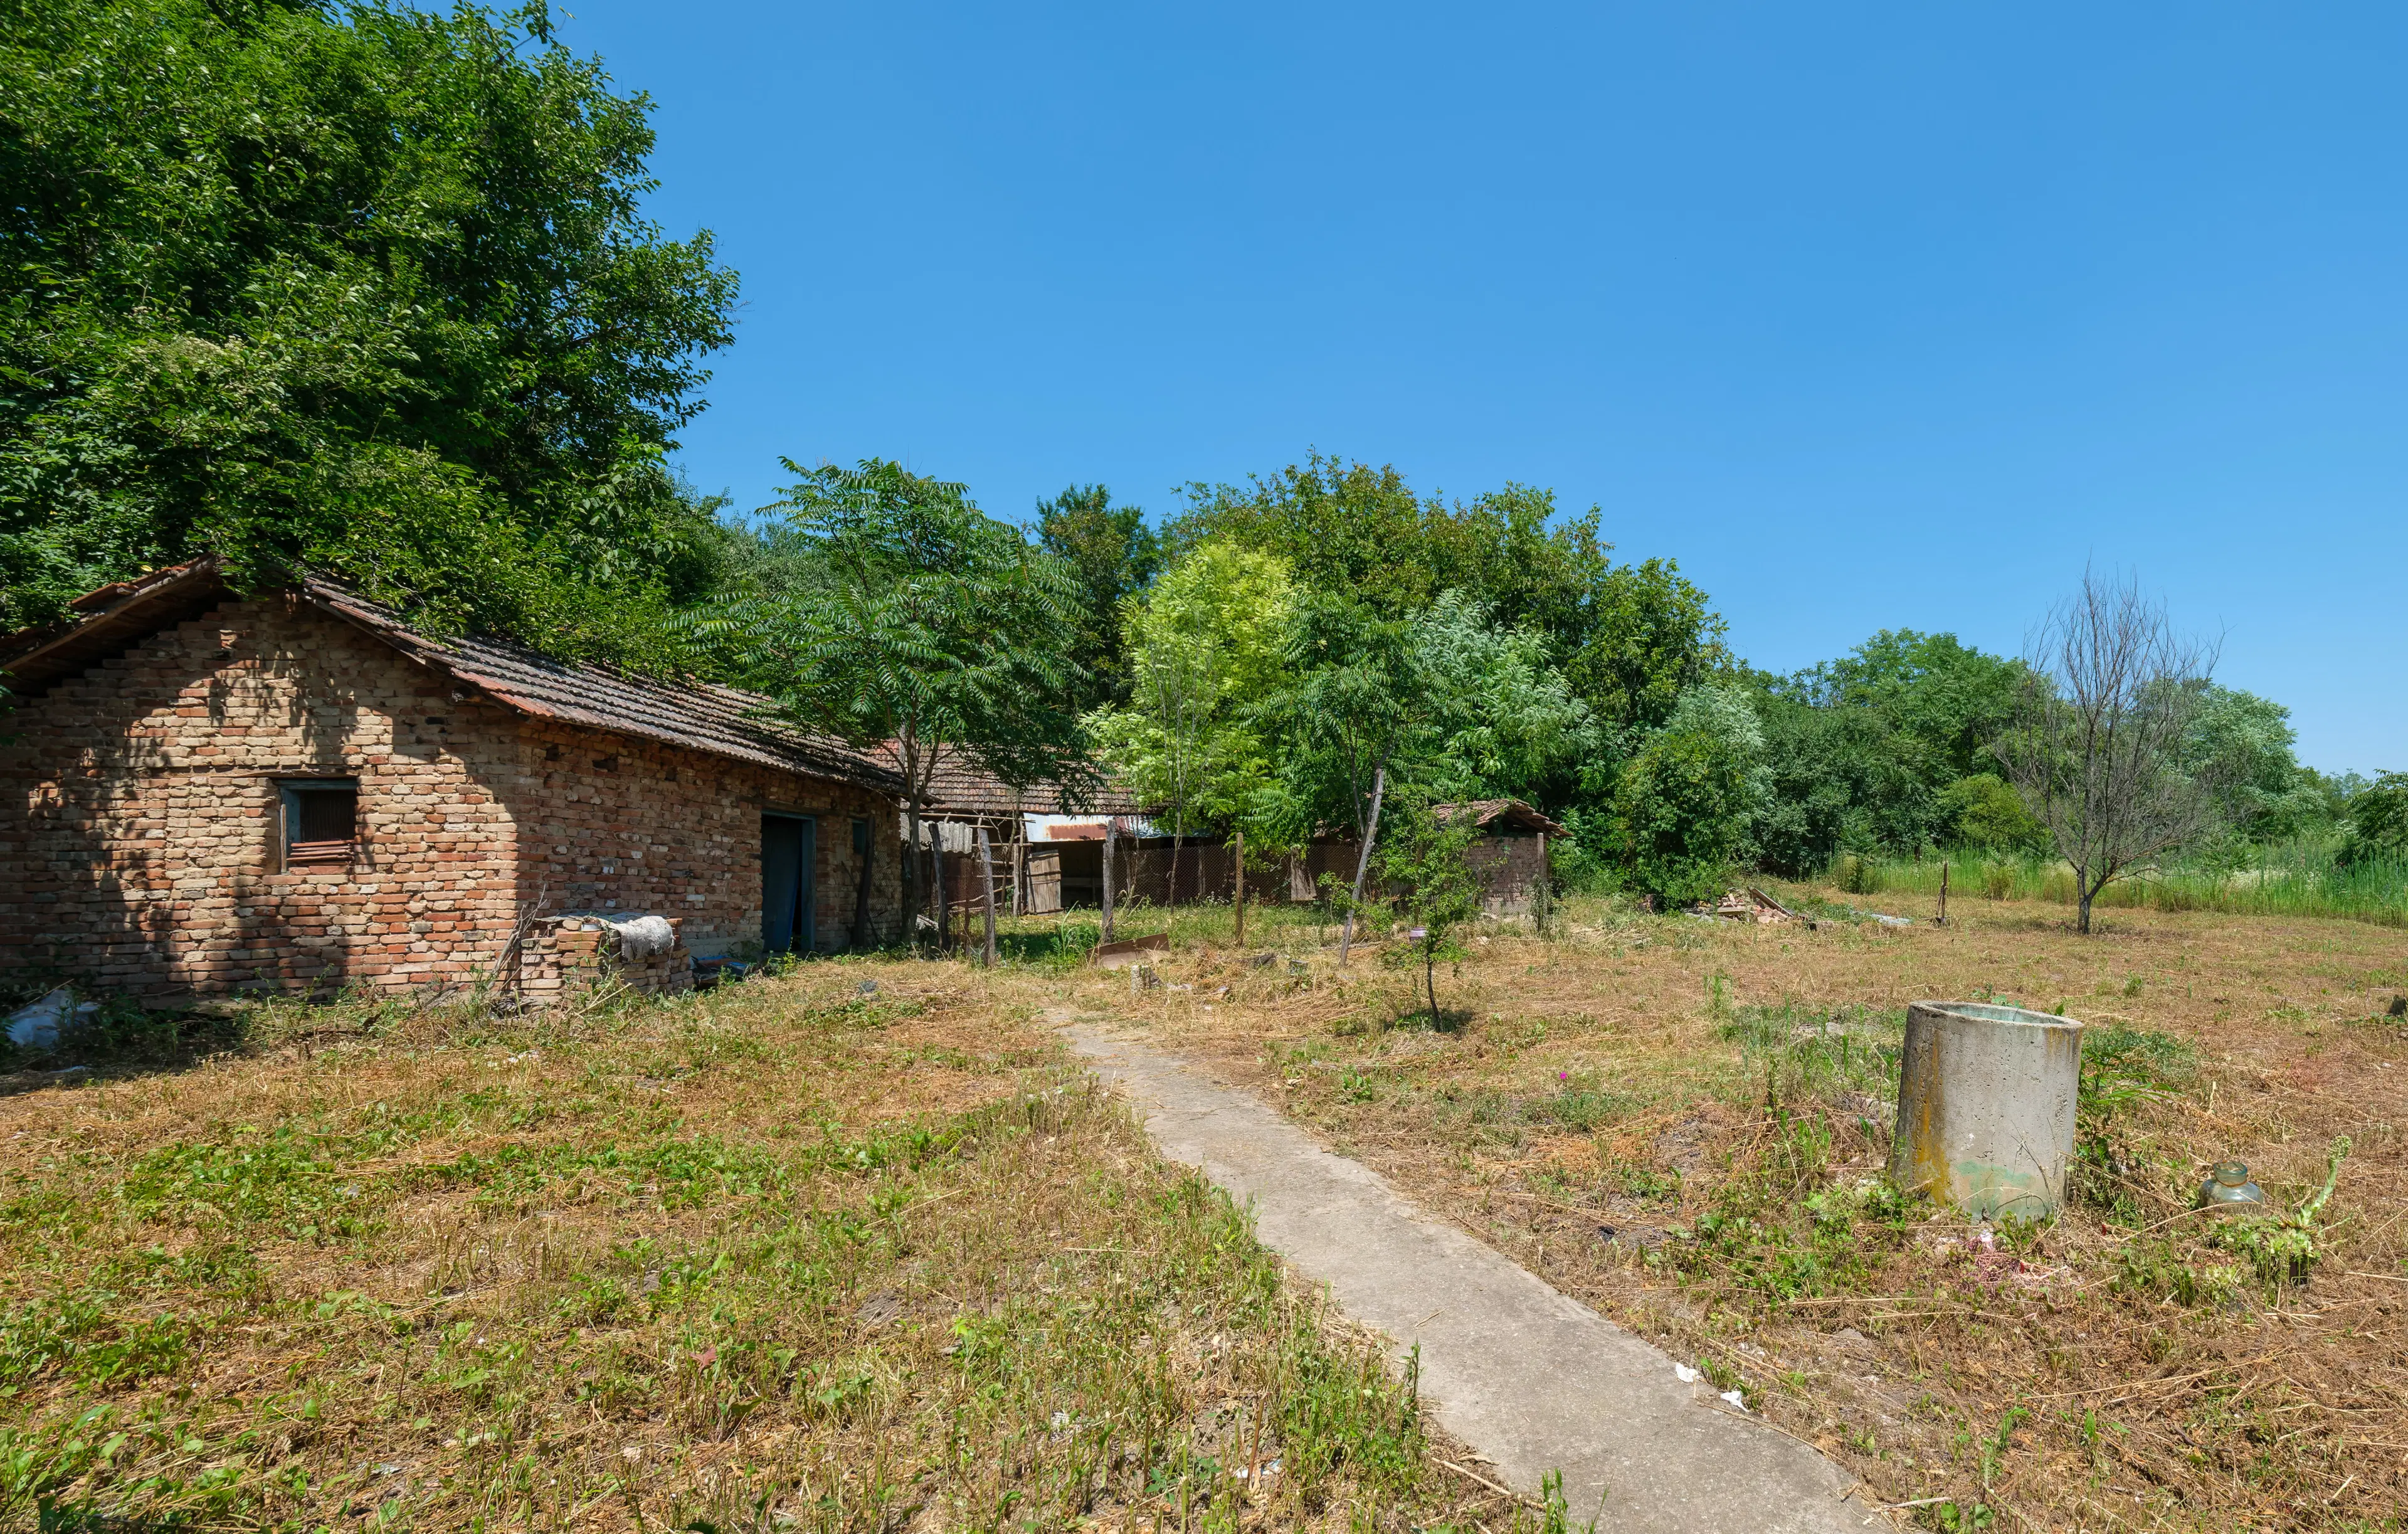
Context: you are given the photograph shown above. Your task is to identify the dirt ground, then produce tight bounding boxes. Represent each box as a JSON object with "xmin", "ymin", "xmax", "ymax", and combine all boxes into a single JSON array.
[{"xmin": 1019, "ymin": 886, "xmax": 2408, "ymax": 1532}]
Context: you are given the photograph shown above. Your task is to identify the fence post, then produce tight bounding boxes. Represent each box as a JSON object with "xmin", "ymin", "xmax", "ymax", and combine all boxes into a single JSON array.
[
  {"xmin": 1233, "ymin": 830, "xmax": 1246, "ymax": 948},
  {"xmin": 1101, "ymin": 818, "xmax": 1117, "ymax": 945},
  {"xmin": 932, "ymin": 827, "xmax": 949, "ymax": 955},
  {"xmin": 977, "ymin": 826, "xmax": 999, "ymax": 967}
]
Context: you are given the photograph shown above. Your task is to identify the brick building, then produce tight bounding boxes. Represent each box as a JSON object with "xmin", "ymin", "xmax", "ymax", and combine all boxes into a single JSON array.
[{"xmin": 0, "ymin": 562, "xmax": 905, "ymax": 1005}]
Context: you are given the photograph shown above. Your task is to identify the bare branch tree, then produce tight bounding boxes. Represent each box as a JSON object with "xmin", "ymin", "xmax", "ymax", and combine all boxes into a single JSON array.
[{"xmin": 1997, "ymin": 569, "xmax": 2220, "ymax": 934}]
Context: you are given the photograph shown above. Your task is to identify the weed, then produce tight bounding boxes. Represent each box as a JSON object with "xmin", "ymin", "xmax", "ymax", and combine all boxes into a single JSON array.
[{"xmin": 2210, "ymin": 1136, "xmax": 2351, "ymax": 1287}]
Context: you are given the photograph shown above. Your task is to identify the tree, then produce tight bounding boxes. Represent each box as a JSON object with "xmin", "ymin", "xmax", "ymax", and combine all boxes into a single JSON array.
[
  {"xmin": 1087, "ymin": 541, "xmax": 1293, "ymax": 899},
  {"xmin": 1251, "ymin": 591, "xmax": 1427, "ymax": 854},
  {"xmin": 1561, "ymin": 557, "xmax": 1730, "ymax": 751},
  {"xmin": 1785, "ymin": 631, "xmax": 2025, "ymax": 789},
  {"xmin": 1168, "ymin": 454, "xmax": 1728, "ymax": 760},
  {"xmin": 1377, "ymin": 790, "xmax": 1486, "ymax": 1026},
  {"xmin": 1935, "ymin": 773, "xmax": 2049, "ymax": 853},
  {"xmin": 1997, "ymin": 571, "xmax": 2219, "ymax": 934},
  {"xmin": 0, "ymin": 0, "xmax": 737, "ymax": 664},
  {"xmin": 1610, "ymin": 685, "xmax": 1761, "ymax": 907},
  {"xmin": 2337, "ymin": 772, "xmax": 2408, "ymax": 869},
  {"xmin": 1410, "ymin": 592, "xmax": 1599, "ymax": 808},
  {"xmin": 2182, "ymin": 686, "xmax": 2318, "ymax": 847},
  {"xmin": 1748, "ymin": 696, "xmax": 1931, "ymax": 874},
  {"xmin": 697, "ymin": 459, "xmax": 1087, "ymax": 946},
  {"xmin": 1168, "ymin": 453, "xmax": 1434, "ymax": 616},
  {"xmin": 1035, "ymin": 485, "xmax": 1161, "ymax": 711}
]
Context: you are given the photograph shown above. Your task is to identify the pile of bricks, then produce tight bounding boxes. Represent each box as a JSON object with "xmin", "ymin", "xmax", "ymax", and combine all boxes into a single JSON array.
[{"xmin": 515, "ymin": 914, "xmax": 693, "ymax": 1006}]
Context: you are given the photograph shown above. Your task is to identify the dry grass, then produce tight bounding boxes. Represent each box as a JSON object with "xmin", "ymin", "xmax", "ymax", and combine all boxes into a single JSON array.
[
  {"xmin": 0, "ymin": 963, "xmax": 1533, "ymax": 1533},
  {"xmin": 13, "ymin": 888, "xmax": 2404, "ymax": 1531},
  {"xmin": 1037, "ymin": 887, "xmax": 2408, "ymax": 1532}
]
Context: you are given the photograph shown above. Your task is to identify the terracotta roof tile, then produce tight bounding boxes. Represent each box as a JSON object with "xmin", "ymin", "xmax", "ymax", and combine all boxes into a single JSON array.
[
  {"xmin": 871, "ymin": 741, "xmax": 1146, "ymax": 817},
  {"xmin": 2, "ymin": 560, "xmax": 902, "ymax": 795},
  {"xmin": 303, "ymin": 581, "xmax": 903, "ymax": 791}
]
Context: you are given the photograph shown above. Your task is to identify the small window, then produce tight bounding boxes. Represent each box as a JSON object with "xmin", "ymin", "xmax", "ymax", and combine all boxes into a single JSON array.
[{"xmin": 280, "ymin": 779, "xmax": 359, "ymax": 867}]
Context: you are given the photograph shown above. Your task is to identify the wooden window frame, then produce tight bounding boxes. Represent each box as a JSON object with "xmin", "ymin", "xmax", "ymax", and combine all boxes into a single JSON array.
[{"xmin": 278, "ymin": 778, "xmax": 361, "ymax": 869}]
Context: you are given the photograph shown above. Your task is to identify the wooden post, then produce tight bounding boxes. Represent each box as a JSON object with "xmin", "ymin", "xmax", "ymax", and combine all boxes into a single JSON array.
[
  {"xmin": 977, "ymin": 826, "xmax": 999, "ymax": 967},
  {"xmin": 932, "ymin": 827, "xmax": 949, "ymax": 955},
  {"xmin": 1337, "ymin": 764, "xmax": 1386, "ymax": 968},
  {"xmin": 1009, "ymin": 830, "xmax": 1023, "ymax": 919},
  {"xmin": 1232, "ymin": 830, "xmax": 1246, "ymax": 948},
  {"xmin": 1534, "ymin": 831, "xmax": 1550, "ymax": 935},
  {"xmin": 1938, "ymin": 860, "xmax": 1950, "ymax": 928},
  {"xmin": 1101, "ymin": 818, "xmax": 1117, "ymax": 944}
]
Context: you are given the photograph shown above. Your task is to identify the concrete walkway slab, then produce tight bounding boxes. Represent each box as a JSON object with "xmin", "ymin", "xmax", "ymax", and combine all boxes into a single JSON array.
[{"xmin": 1061, "ymin": 1022, "xmax": 1875, "ymax": 1533}]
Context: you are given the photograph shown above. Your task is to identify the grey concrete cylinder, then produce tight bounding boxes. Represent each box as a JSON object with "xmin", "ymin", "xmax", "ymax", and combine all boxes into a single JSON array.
[{"xmin": 1889, "ymin": 1001, "xmax": 2083, "ymax": 1219}]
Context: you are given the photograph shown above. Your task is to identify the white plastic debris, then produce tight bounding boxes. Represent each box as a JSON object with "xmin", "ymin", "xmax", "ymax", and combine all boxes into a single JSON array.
[
  {"xmin": 603, "ymin": 914, "xmax": 676, "ymax": 959},
  {"xmin": 6, "ymin": 987, "xmax": 98, "ymax": 1050},
  {"xmin": 1719, "ymin": 1389, "xmax": 1747, "ymax": 1410},
  {"xmin": 1674, "ymin": 1363, "xmax": 1701, "ymax": 1383}
]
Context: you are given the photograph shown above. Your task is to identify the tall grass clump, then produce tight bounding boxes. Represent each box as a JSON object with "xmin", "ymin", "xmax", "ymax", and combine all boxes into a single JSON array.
[{"xmin": 1825, "ymin": 842, "xmax": 2408, "ymax": 929}]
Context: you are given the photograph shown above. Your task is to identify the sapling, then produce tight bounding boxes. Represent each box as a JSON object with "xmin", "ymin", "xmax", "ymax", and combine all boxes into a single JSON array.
[{"xmin": 1376, "ymin": 792, "xmax": 1484, "ymax": 1026}]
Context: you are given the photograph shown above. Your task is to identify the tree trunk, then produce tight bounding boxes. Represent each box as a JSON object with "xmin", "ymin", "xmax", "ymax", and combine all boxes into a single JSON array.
[
  {"xmin": 1338, "ymin": 764, "xmax": 1386, "ymax": 968},
  {"xmin": 1425, "ymin": 946, "xmax": 1438, "ymax": 1020}
]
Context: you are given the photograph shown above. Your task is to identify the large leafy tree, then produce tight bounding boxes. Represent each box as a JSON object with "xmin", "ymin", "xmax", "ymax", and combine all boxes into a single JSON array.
[
  {"xmin": 1087, "ymin": 541, "xmax": 1294, "ymax": 896},
  {"xmin": 699, "ymin": 460, "xmax": 1088, "ymax": 944},
  {"xmin": 0, "ymin": 0, "xmax": 737, "ymax": 662},
  {"xmin": 1171, "ymin": 454, "xmax": 1726, "ymax": 756},
  {"xmin": 1250, "ymin": 591, "xmax": 1427, "ymax": 852},
  {"xmin": 1034, "ymin": 484, "xmax": 1161, "ymax": 711},
  {"xmin": 1781, "ymin": 631, "xmax": 2025, "ymax": 789},
  {"xmin": 2182, "ymin": 686, "xmax": 2319, "ymax": 845},
  {"xmin": 1409, "ymin": 591, "xmax": 1598, "ymax": 807}
]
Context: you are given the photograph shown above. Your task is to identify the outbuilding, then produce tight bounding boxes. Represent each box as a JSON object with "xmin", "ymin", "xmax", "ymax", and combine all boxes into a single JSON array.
[{"xmin": 0, "ymin": 561, "xmax": 906, "ymax": 1006}]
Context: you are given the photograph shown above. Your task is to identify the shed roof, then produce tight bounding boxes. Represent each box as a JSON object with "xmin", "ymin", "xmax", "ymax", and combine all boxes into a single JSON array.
[
  {"xmin": 1433, "ymin": 798, "xmax": 1571, "ymax": 838},
  {"xmin": 1, "ymin": 561, "xmax": 904, "ymax": 795},
  {"xmin": 872, "ymin": 741, "xmax": 1146, "ymax": 818}
]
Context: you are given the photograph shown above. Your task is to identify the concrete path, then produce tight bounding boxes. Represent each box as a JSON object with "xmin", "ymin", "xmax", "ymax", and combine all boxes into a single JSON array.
[{"xmin": 1060, "ymin": 1021, "xmax": 1876, "ymax": 1533}]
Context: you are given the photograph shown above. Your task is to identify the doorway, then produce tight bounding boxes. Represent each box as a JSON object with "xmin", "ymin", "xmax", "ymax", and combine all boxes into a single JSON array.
[{"xmin": 762, "ymin": 813, "xmax": 816, "ymax": 955}]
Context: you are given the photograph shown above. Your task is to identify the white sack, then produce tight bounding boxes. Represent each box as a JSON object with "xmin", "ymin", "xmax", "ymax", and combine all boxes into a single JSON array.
[{"xmin": 606, "ymin": 914, "xmax": 677, "ymax": 960}]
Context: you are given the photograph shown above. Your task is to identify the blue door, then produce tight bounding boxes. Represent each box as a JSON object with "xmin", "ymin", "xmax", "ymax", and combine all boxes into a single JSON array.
[{"xmin": 762, "ymin": 813, "xmax": 816, "ymax": 955}]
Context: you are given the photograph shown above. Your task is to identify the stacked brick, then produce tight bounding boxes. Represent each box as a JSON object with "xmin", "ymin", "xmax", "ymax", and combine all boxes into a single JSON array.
[
  {"xmin": 515, "ymin": 915, "xmax": 694, "ymax": 1005},
  {"xmin": 0, "ymin": 596, "xmax": 902, "ymax": 1007}
]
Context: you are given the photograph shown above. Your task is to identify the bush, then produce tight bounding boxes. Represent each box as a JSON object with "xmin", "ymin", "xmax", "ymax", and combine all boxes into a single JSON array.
[
  {"xmin": 1938, "ymin": 773, "xmax": 2047, "ymax": 853},
  {"xmin": 1611, "ymin": 727, "xmax": 1750, "ymax": 906},
  {"xmin": 2338, "ymin": 771, "xmax": 2408, "ymax": 869}
]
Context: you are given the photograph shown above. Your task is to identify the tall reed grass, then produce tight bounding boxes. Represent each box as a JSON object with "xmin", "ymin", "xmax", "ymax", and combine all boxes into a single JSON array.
[{"xmin": 1825, "ymin": 842, "xmax": 2408, "ymax": 928}]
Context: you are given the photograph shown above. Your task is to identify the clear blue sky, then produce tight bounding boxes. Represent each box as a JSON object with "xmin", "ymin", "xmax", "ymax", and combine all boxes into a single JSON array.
[{"xmin": 554, "ymin": 2, "xmax": 2404, "ymax": 773}]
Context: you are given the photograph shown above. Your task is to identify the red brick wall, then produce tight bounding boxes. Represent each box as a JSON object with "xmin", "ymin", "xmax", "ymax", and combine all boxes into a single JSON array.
[
  {"xmin": 0, "ymin": 597, "xmax": 900, "ymax": 1004},
  {"xmin": 507, "ymin": 717, "xmax": 899, "ymax": 958}
]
